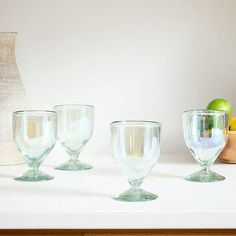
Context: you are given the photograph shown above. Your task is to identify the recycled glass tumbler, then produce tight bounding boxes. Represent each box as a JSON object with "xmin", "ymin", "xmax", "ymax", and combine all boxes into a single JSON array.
[
  {"xmin": 111, "ymin": 121, "xmax": 161, "ymax": 202},
  {"xmin": 13, "ymin": 110, "xmax": 57, "ymax": 181},
  {"xmin": 183, "ymin": 109, "xmax": 228, "ymax": 182},
  {"xmin": 54, "ymin": 105, "xmax": 94, "ymax": 171}
]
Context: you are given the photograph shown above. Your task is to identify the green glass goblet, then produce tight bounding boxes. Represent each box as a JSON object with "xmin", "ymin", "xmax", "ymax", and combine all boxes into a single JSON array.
[
  {"xmin": 54, "ymin": 104, "xmax": 94, "ymax": 171},
  {"xmin": 183, "ymin": 109, "xmax": 228, "ymax": 182},
  {"xmin": 13, "ymin": 110, "xmax": 57, "ymax": 181},
  {"xmin": 111, "ymin": 120, "xmax": 161, "ymax": 202}
]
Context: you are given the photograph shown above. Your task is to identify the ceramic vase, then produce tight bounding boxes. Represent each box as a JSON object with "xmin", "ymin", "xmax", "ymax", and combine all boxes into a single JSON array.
[{"xmin": 0, "ymin": 32, "xmax": 28, "ymax": 165}]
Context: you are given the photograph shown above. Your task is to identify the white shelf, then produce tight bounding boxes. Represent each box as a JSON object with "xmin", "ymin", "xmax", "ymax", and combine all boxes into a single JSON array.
[{"xmin": 0, "ymin": 150, "xmax": 236, "ymax": 229}]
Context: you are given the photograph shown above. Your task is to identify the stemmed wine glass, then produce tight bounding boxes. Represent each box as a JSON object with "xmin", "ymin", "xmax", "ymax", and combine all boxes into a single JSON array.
[
  {"xmin": 54, "ymin": 104, "xmax": 94, "ymax": 171},
  {"xmin": 111, "ymin": 120, "xmax": 161, "ymax": 202},
  {"xmin": 13, "ymin": 110, "xmax": 57, "ymax": 181},
  {"xmin": 183, "ymin": 109, "xmax": 228, "ymax": 182}
]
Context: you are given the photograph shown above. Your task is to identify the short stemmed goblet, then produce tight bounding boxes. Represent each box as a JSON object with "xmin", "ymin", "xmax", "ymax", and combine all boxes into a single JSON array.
[
  {"xmin": 111, "ymin": 121, "xmax": 161, "ymax": 202},
  {"xmin": 183, "ymin": 109, "xmax": 228, "ymax": 182},
  {"xmin": 54, "ymin": 105, "xmax": 94, "ymax": 171},
  {"xmin": 13, "ymin": 110, "xmax": 57, "ymax": 181}
]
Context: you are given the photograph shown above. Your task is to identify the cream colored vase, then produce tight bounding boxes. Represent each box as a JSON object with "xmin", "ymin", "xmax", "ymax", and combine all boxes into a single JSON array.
[{"xmin": 0, "ymin": 32, "xmax": 28, "ymax": 165}]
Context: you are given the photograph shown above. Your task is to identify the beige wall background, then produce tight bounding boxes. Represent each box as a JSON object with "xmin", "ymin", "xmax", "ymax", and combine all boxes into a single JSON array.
[{"xmin": 0, "ymin": 0, "xmax": 235, "ymax": 155}]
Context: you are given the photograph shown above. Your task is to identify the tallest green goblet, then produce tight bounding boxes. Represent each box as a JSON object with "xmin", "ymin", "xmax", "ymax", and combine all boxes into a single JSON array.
[
  {"xmin": 54, "ymin": 104, "xmax": 94, "ymax": 171},
  {"xmin": 111, "ymin": 120, "xmax": 161, "ymax": 202},
  {"xmin": 13, "ymin": 110, "xmax": 57, "ymax": 181}
]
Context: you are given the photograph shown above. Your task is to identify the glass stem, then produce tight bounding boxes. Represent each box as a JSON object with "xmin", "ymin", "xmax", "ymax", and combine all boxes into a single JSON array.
[
  {"xmin": 128, "ymin": 178, "xmax": 143, "ymax": 190},
  {"xmin": 30, "ymin": 162, "xmax": 40, "ymax": 174},
  {"xmin": 203, "ymin": 165, "xmax": 210, "ymax": 175},
  {"xmin": 70, "ymin": 152, "xmax": 80, "ymax": 162}
]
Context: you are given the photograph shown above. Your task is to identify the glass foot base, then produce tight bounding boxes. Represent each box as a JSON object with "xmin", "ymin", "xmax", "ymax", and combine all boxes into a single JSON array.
[
  {"xmin": 55, "ymin": 159, "xmax": 93, "ymax": 171},
  {"xmin": 15, "ymin": 169, "xmax": 54, "ymax": 182},
  {"xmin": 185, "ymin": 169, "xmax": 225, "ymax": 182},
  {"xmin": 113, "ymin": 188, "xmax": 158, "ymax": 202}
]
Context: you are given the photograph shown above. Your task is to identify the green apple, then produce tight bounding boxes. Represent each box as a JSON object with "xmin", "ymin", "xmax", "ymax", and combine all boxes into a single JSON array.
[{"xmin": 207, "ymin": 98, "xmax": 232, "ymax": 115}]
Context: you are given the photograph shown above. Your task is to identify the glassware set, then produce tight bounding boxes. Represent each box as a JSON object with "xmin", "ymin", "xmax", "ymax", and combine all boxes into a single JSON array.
[{"xmin": 12, "ymin": 105, "xmax": 229, "ymax": 202}]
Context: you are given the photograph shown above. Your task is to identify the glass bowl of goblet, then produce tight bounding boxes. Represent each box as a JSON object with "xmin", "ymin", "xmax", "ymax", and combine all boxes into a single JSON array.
[
  {"xmin": 13, "ymin": 110, "xmax": 57, "ymax": 181},
  {"xmin": 54, "ymin": 104, "xmax": 94, "ymax": 171},
  {"xmin": 111, "ymin": 120, "xmax": 161, "ymax": 202},
  {"xmin": 183, "ymin": 109, "xmax": 228, "ymax": 182}
]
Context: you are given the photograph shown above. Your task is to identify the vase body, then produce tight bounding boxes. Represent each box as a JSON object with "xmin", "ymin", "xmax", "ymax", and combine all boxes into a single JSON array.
[{"xmin": 0, "ymin": 32, "xmax": 28, "ymax": 165}]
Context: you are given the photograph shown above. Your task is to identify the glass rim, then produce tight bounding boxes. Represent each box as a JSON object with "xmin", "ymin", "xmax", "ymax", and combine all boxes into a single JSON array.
[
  {"xmin": 110, "ymin": 120, "xmax": 161, "ymax": 127},
  {"xmin": 13, "ymin": 110, "xmax": 56, "ymax": 115},
  {"xmin": 54, "ymin": 104, "xmax": 94, "ymax": 109},
  {"xmin": 183, "ymin": 109, "xmax": 227, "ymax": 115}
]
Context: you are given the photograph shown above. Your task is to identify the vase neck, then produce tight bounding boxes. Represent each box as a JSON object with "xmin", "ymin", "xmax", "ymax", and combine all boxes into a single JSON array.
[{"xmin": 0, "ymin": 32, "xmax": 16, "ymax": 54}]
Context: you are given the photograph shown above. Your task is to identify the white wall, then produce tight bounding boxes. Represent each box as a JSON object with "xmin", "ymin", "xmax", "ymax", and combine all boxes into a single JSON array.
[{"xmin": 0, "ymin": 0, "xmax": 236, "ymax": 155}]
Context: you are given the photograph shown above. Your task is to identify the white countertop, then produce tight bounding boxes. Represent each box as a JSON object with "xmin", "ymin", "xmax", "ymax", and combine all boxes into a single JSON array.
[{"xmin": 0, "ymin": 149, "xmax": 236, "ymax": 229}]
